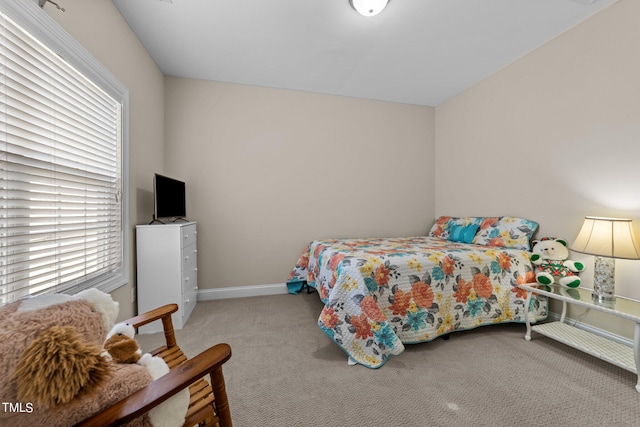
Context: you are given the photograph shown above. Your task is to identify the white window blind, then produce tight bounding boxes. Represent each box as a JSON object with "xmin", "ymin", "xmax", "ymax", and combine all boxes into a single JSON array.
[{"xmin": 0, "ymin": 5, "xmax": 127, "ymax": 303}]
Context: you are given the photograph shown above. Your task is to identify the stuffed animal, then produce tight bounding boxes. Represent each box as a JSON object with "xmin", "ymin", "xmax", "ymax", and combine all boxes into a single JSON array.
[
  {"xmin": 102, "ymin": 322, "xmax": 189, "ymax": 427},
  {"xmin": 104, "ymin": 322, "xmax": 142, "ymax": 364},
  {"xmin": 138, "ymin": 353, "xmax": 190, "ymax": 427},
  {"xmin": 530, "ymin": 237, "xmax": 585, "ymax": 288}
]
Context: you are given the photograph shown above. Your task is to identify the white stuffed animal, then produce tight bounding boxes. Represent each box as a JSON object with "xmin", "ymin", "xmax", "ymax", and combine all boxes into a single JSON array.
[
  {"xmin": 104, "ymin": 323, "xmax": 190, "ymax": 427},
  {"xmin": 138, "ymin": 353, "xmax": 190, "ymax": 427},
  {"xmin": 530, "ymin": 237, "xmax": 585, "ymax": 288}
]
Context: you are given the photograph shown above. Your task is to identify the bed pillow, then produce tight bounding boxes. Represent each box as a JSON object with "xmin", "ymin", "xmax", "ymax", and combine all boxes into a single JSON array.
[
  {"xmin": 428, "ymin": 216, "xmax": 482, "ymax": 240},
  {"xmin": 472, "ymin": 217, "xmax": 501, "ymax": 243},
  {"xmin": 472, "ymin": 216, "xmax": 538, "ymax": 250},
  {"xmin": 447, "ymin": 223, "xmax": 480, "ymax": 244},
  {"xmin": 428, "ymin": 216, "xmax": 453, "ymax": 238}
]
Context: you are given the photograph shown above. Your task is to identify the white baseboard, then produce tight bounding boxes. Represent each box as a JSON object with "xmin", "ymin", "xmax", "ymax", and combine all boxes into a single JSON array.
[
  {"xmin": 547, "ymin": 312, "xmax": 633, "ymax": 347},
  {"xmin": 197, "ymin": 283, "xmax": 288, "ymax": 300}
]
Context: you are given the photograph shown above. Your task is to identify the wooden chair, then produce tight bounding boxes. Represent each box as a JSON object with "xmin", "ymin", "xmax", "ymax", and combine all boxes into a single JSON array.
[{"xmin": 76, "ymin": 304, "xmax": 232, "ymax": 427}]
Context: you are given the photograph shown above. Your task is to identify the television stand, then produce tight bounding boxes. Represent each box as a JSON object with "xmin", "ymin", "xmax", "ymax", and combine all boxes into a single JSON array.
[
  {"xmin": 148, "ymin": 215, "xmax": 189, "ymax": 225},
  {"xmin": 149, "ymin": 214, "xmax": 164, "ymax": 225}
]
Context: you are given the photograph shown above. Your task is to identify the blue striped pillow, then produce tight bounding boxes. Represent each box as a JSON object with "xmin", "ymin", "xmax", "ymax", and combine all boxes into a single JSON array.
[{"xmin": 448, "ymin": 223, "xmax": 480, "ymax": 244}]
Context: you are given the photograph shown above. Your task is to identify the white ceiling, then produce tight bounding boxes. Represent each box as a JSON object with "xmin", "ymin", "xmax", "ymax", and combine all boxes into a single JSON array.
[{"xmin": 112, "ymin": 0, "xmax": 616, "ymax": 107}]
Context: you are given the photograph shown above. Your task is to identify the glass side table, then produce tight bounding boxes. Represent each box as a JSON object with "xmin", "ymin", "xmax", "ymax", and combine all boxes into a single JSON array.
[{"xmin": 518, "ymin": 283, "xmax": 640, "ymax": 393}]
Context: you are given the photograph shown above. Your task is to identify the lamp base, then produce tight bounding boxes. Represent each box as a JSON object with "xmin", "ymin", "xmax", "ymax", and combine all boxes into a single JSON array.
[{"xmin": 591, "ymin": 256, "xmax": 615, "ymax": 301}]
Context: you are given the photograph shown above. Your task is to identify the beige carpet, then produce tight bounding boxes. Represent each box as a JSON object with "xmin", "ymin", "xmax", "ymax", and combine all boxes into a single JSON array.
[{"xmin": 136, "ymin": 292, "xmax": 640, "ymax": 427}]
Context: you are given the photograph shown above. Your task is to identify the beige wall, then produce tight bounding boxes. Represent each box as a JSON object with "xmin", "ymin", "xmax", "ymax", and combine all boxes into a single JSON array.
[
  {"xmin": 164, "ymin": 78, "xmax": 435, "ymax": 290},
  {"xmin": 46, "ymin": 0, "xmax": 165, "ymax": 320},
  {"xmin": 435, "ymin": 0, "xmax": 640, "ymax": 338}
]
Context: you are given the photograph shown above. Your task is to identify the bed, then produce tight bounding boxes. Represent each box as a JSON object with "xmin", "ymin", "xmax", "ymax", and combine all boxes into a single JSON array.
[{"xmin": 286, "ymin": 216, "xmax": 549, "ymax": 368}]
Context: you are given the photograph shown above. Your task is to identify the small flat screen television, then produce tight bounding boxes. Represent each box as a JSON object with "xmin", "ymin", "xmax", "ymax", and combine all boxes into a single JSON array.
[{"xmin": 153, "ymin": 173, "xmax": 186, "ymax": 221}]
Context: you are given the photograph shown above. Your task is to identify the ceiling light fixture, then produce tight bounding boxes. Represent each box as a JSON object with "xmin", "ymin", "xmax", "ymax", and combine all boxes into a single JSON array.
[{"xmin": 350, "ymin": 0, "xmax": 389, "ymax": 17}]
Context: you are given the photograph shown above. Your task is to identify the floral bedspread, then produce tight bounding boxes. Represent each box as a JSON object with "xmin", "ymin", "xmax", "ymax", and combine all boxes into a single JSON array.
[{"xmin": 287, "ymin": 236, "xmax": 548, "ymax": 368}]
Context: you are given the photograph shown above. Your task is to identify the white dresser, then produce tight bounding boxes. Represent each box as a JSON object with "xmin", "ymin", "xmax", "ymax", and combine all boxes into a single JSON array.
[{"xmin": 136, "ymin": 222, "xmax": 198, "ymax": 334}]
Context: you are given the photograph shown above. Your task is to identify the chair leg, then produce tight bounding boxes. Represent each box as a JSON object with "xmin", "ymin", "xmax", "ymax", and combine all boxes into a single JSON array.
[{"xmin": 210, "ymin": 366, "xmax": 232, "ymax": 427}]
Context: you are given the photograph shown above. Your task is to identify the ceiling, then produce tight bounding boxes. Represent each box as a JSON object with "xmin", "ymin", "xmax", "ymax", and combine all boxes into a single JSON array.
[{"xmin": 112, "ymin": 0, "xmax": 617, "ymax": 107}]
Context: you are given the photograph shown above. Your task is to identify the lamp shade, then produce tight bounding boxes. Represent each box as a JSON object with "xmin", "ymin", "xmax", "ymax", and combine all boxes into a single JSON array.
[
  {"xmin": 350, "ymin": 0, "xmax": 389, "ymax": 16},
  {"xmin": 570, "ymin": 216, "xmax": 640, "ymax": 260}
]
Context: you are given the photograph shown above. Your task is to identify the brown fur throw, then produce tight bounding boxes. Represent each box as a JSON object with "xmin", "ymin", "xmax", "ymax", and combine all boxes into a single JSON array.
[
  {"xmin": 13, "ymin": 326, "xmax": 111, "ymax": 408},
  {"xmin": 0, "ymin": 291, "xmax": 153, "ymax": 427}
]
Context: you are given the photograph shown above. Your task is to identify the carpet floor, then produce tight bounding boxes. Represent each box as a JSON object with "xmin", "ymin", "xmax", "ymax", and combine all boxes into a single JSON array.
[{"xmin": 135, "ymin": 292, "xmax": 640, "ymax": 427}]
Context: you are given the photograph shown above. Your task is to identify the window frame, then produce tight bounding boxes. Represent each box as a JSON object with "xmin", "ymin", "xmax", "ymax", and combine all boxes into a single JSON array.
[{"xmin": 0, "ymin": 0, "xmax": 130, "ymax": 297}]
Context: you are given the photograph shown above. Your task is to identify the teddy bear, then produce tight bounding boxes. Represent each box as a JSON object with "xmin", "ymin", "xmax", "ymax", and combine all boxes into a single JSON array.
[
  {"xmin": 104, "ymin": 322, "xmax": 142, "ymax": 364},
  {"xmin": 530, "ymin": 237, "xmax": 585, "ymax": 288}
]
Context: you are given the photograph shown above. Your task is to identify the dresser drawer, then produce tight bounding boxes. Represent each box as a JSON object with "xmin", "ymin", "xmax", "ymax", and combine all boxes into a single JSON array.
[
  {"xmin": 182, "ymin": 262, "xmax": 198, "ymax": 294},
  {"xmin": 182, "ymin": 290, "xmax": 197, "ymax": 325},
  {"xmin": 181, "ymin": 223, "xmax": 197, "ymax": 248},
  {"xmin": 182, "ymin": 242, "xmax": 197, "ymax": 270}
]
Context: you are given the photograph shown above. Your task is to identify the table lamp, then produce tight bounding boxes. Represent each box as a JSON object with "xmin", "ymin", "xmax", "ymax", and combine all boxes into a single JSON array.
[{"xmin": 570, "ymin": 216, "xmax": 640, "ymax": 301}]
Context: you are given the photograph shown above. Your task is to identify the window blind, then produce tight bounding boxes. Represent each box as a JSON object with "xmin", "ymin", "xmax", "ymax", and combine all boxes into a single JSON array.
[{"xmin": 0, "ymin": 10, "xmax": 123, "ymax": 303}]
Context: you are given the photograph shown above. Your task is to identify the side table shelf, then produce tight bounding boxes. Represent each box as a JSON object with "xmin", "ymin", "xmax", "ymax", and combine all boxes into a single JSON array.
[
  {"xmin": 519, "ymin": 283, "xmax": 640, "ymax": 393},
  {"xmin": 531, "ymin": 321, "xmax": 636, "ymax": 373}
]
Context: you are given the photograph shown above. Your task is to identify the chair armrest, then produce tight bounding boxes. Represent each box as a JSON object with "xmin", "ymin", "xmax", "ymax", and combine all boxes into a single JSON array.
[
  {"xmin": 124, "ymin": 304, "xmax": 179, "ymax": 329},
  {"xmin": 124, "ymin": 304, "xmax": 180, "ymax": 349},
  {"xmin": 75, "ymin": 343, "xmax": 232, "ymax": 427}
]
